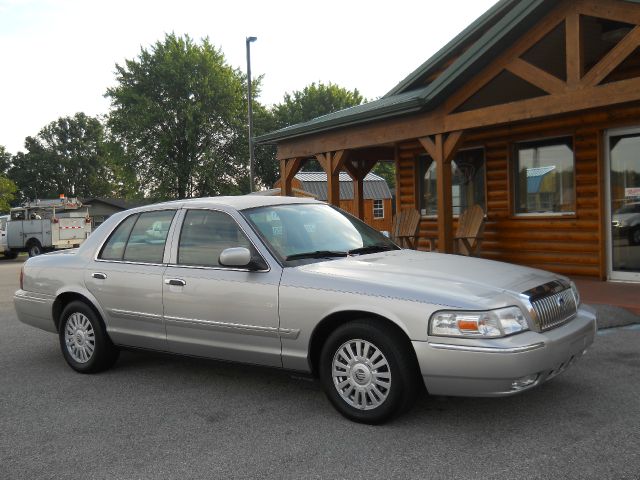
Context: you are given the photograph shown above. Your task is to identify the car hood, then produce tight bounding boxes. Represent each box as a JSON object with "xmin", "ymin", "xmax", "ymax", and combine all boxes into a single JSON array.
[{"xmin": 291, "ymin": 249, "xmax": 562, "ymax": 309}]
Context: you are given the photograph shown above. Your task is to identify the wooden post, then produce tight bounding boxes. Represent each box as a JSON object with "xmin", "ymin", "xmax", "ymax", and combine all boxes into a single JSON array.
[
  {"xmin": 280, "ymin": 157, "xmax": 303, "ymax": 196},
  {"xmin": 317, "ymin": 150, "xmax": 348, "ymax": 206},
  {"xmin": 344, "ymin": 155, "xmax": 376, "ymax": 220},
  {"xmin": 419, "ymin": 131, "xmax": 464, "ymax": 253}
]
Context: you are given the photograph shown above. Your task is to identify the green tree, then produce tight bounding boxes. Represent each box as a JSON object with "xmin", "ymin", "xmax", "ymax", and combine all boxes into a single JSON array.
[
  {"xmin": 8, "ymin": 113, "xmax": 115, "ymax": 201},
  {"xmin": 0, "ymin": 145, "xmax": 11, "ymax": 175},
  {"xmin": 255, "ymin": 82, "xmax": 366, "ymax": 185},
  {"xmin": 106, "ymin": 33, "xmax": 251, "ymax": 200},
  {"xmin": 271, "ymin": 82, "xmax": 364, "ymax": 129},
  {"xmin": 0, "ymin": 175, "xmax": 17, "ymax": 212}
]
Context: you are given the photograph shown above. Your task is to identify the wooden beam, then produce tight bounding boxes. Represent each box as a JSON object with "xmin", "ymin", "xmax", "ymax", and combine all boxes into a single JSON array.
[
  {"xmin": 506, "ymin": 57, "xmax": 567, "ymax": 94},
  {"xmin": 576, "ymin": 0, "xmax": 640, "ymax": 26},
  {"xmin": 418, "ymin": 136, "xmax": 437, "ymax": 159},
  {"xmin": 316, "ymin": 151, "xmax": 349, "ymax": 206},
  {"xmin": 566, "ymin": 13, "xmax": 583, "ymax": 86},
  {"xmin": 280, "ymin": 157, "xmax": 303, "ymax": 196},
  {"xmin": 344, "ymin": 156, "xmax": 378, "ymax": 220},
  {"xmin": 443, "ymin": 1, "xmax": 571, "ymax": 114},
  {"xmin": 443, "ymin": 75, "xmax": 640, "ymax": 132},
  {"xmin": 444, "ymin": 131, "xmax": 465, "ymax": 162},
  {"xmin": 581, "ymin": 26, "xmax": 640, "ymax": 87}
]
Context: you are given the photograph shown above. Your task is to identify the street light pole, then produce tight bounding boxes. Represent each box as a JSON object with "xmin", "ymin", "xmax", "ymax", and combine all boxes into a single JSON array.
[{"xmin": 246, "ymin": 36, "xmax": 257, "ymax": 193}]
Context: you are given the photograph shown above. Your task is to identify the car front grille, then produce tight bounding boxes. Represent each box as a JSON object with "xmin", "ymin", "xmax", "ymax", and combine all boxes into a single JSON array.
[{"xmin": 530, "ymin": 288, "xmax": 577, "ymax": 332}]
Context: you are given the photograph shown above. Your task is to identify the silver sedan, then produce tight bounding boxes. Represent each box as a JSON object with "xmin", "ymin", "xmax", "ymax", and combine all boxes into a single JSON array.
[{"xmin": 14, "ymin": 196, "xmax": 596, "ymax": 424}]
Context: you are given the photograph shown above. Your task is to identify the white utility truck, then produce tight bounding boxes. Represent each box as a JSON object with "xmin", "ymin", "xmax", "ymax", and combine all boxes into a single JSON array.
[
  {"xmin": 0, "ymin": 214, "xmax": 13, "ymax": 258},
  {"xmin": 5, "ymin": 197, "xmax": 92, "ymax": 257}
]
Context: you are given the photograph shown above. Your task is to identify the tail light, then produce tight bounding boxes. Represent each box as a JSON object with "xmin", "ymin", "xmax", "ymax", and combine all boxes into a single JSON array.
[
  {"xmin": 19, "ymin": 266, "xmax": 24, "ymax": 290},
  {"xmin": 85, "ymin": 217, "xmax": 91, "ymax": 224},
  {"xmin": 52, "ymin": 217, "xmax": 59, "ymax": 224}
]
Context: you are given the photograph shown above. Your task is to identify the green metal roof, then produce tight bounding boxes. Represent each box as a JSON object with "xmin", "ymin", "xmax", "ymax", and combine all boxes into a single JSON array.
[{"xmin": 257, "ymin": 0, "xmax": 639, "ymax": 145}]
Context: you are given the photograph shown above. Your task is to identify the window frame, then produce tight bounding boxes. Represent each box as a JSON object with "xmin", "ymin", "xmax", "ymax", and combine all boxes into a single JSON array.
[
  {"xmin": 372, "ymin": 199, "xmax": 384, "ymax": 219},
  {"xmin": 417, "ymin": 146, "xmax": 487, "ymax": 218},
  {"xmin": 170, "ymin": 207, "xmax": 270, "ymax": 273},
  {"xmin": 510, "ymin": 135, "xmax": 577, "ymax": 218},
  {"xmin": 95, "ymin": 209, "xmax": 178, "ymax": 266}
]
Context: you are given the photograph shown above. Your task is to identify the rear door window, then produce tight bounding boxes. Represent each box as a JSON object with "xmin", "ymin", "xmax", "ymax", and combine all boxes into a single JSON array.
[{"xmin": 100, "ymin": 210, "xmax": 176, "ymax": 263}]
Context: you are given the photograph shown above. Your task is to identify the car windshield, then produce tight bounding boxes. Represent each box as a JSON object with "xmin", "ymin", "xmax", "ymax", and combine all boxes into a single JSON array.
[{"xmin": 244, "ymin": 204, "xmax": 399, "ymax": 263}]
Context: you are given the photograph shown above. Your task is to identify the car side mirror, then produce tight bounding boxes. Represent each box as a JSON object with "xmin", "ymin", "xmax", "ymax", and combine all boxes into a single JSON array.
[{"xmin": 219, "ymin": 247, "xmax": 267, "ymax": 271}]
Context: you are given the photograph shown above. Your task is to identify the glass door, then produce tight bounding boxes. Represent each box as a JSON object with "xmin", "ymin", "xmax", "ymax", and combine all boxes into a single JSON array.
[{"xmin": 606, "ymin": 128, "xmax": 640, "ymax": 282}]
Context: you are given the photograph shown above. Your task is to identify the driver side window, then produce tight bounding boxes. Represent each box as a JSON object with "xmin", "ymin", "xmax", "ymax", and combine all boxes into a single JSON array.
[{"xmin": 177, "ymin": 210, "xmax": 251, "ymax": 268}]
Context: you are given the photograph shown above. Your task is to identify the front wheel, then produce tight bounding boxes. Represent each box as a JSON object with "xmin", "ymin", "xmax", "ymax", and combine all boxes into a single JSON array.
[
  {"xmin": 319, "ymin": 320, "xmax": 420, "ymax": 424},
  {"xmin": 58, "ymin": 301, "xmax": 119, "ymax": 373}
]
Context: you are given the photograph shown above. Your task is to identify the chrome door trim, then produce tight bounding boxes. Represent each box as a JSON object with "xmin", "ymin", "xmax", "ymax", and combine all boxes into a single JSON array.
[
  {"xmin": 164, "ymin": 314, "xmax": 299, "ymax": 339},
  {"xmin": 109, "ymin": 308, "xmax": 163, "ymax": 323}
]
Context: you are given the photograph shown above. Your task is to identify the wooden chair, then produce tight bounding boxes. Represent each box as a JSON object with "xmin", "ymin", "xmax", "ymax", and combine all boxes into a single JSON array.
[
  {"xmin": 392, "ymin": 209, "xmax": 421, "ymax": 249},
  {"xmin": 423, "ymin": 204, "xmax": 485, "ymax": 256},
  {"xmin": 454, "ymin": 204, "xmax": 485, "ymax": 256}
]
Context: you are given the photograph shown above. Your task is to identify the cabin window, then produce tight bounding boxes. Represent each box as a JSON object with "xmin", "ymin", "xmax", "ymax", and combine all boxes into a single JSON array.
[
  {"xmin": 513, "ymin": 137, "xmax": 575, "ymax": 215},
  {"xmin": 373, "ymin": 199, "xmax": 384, "ymax": 219},
  {"xmin": 419, "ymin": 148, "xmax": 486, "ymax": 216}
]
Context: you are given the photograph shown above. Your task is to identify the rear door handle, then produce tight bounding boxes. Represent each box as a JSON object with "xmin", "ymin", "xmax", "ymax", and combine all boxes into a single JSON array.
[
  {"xmin": 165, "ymin": 278, "xmax": 186, "ymax": 287},
  {"xmin": 92, "ymin": 272, "xmax": 107, "ymax": 280}
]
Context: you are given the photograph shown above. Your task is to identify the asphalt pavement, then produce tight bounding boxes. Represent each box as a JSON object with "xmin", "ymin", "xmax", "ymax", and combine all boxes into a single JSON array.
[{"xmin": 1, "ymin": 256, "xmax": 639, "ymax": 480}]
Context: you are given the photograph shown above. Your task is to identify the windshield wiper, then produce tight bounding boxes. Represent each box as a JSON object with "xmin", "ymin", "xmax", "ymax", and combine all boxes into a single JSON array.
[
  {"xmin": 347, "ymin": 244, "xmax": 397, "ymax": 255},
  {"xmin": 285, "ymin": 250, "xmax": 348, "ymax": 261}
]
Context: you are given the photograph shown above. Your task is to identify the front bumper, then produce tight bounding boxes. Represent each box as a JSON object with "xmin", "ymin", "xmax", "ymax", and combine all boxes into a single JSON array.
[{"xmin": 413, "ymin": 305, "xmax": 597, "ymax": 397}]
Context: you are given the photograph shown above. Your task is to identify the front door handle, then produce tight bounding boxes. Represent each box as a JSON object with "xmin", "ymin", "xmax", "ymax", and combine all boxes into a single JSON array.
[
  {"xmin": 92, "ymin": 272, "xmax": 107, "ymax": 280},
  {"xmin": 165, "ymin": 278, "xmax": 186, "ymax": 287}
]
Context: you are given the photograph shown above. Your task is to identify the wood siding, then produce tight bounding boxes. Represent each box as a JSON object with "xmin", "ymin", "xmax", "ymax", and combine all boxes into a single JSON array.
[
  {"xmin": 397, "ymin": 102, "xmax": 640, "ymax": 278},
  {"xmin": 339, "ymin": 199, "xmax": 393, "ymax": 232}
]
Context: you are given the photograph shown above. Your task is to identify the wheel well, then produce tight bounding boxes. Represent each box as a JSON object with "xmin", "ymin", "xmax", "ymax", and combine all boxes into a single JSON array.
[
  {"xmin": 308, "ymin": 311, "xmax": 417, "ymax": 378},
  {"xmin": 26, "ymin": 238, "xmax": 41, "ymax": 248},
  {"xmin": 52, "ymin": 292, "xmax": 101, "ymax": 332}
]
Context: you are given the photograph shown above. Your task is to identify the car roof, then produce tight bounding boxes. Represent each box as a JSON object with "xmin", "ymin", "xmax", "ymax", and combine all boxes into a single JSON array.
[{"xmin": 126, "ymin": 195, "xmax": 323, "ymax": 214}]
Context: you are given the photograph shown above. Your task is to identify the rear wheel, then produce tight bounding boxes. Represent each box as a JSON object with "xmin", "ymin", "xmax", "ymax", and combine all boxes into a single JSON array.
[
  {"xmin": 319, "ymin": 320, "xmax": 420, "ymax": 424},
  {"xmin": 2, "ymin": 250, "xmax": 18, "ymax": 259},
  {"xmin": 58, "ymin": 301, "xmax": 119, "ymax": 373},
  {"xmin": 630, "ymin": 226, "xmax": 640, "ymax": 246},
  {"xmin": 27, "ymin": 240, "xmax": 42, "ymax": 257}
]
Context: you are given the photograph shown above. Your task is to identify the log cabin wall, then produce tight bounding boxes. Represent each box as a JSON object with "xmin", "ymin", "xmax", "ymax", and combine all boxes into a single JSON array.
[{"xmin": 397, "ymin": 102, "xmax": 640, "ymax": 279}]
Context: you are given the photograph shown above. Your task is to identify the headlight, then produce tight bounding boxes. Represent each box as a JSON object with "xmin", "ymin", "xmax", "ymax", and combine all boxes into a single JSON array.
[
  {"xmin": 570, "ymin": 281, "xmax": 581, "ymax": 306},
  {"xmin": 429, "ymin": 306, "xmax": 529, "ymax": 338}
]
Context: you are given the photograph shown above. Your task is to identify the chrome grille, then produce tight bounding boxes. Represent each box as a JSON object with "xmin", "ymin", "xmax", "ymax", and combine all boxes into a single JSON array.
[{"xmin": 530, "ymin": 288, "xmax": 577, "ymax": 332}]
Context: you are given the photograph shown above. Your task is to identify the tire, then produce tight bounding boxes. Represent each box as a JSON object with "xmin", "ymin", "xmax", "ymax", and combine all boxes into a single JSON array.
[
  {"xmin": 3, "ymin": 250, "xmax": 18, "ymax": 259},
  {"xmin": 58, "ymin": 301, "xmax": 119, "ymax": 373},
  {"xmin": 27, "ymin": 241, "xmax": 42, "ymax": 257},
  {"xmin": 319, "ymin": 319, "xmax": 420, "ymax": 424},
  {"xmin": 630, "ymin": 226, "xmax": 640, "ymax": 246}
]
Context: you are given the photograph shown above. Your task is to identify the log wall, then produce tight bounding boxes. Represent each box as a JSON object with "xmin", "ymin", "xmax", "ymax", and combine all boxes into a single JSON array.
[{"xmin": 396, "ymin": 102, "xmax": 640, "ymax": 279}]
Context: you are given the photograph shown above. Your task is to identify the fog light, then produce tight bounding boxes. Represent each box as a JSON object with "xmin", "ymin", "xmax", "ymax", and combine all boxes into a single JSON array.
[{"xmin": 511, "ymin": 374, "xmax": 538, "ymax": 391}]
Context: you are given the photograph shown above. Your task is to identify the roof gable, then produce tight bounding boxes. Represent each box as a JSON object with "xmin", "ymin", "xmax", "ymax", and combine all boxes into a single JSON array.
[{"xmin": 257, "ymin": 0, "xmax": 557, "ymax": 144}]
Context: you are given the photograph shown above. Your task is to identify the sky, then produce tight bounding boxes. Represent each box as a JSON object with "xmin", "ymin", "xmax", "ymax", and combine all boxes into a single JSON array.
[{"xmin": 0, "ymin": 0, "xmax": 498, "ymax": 154}]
